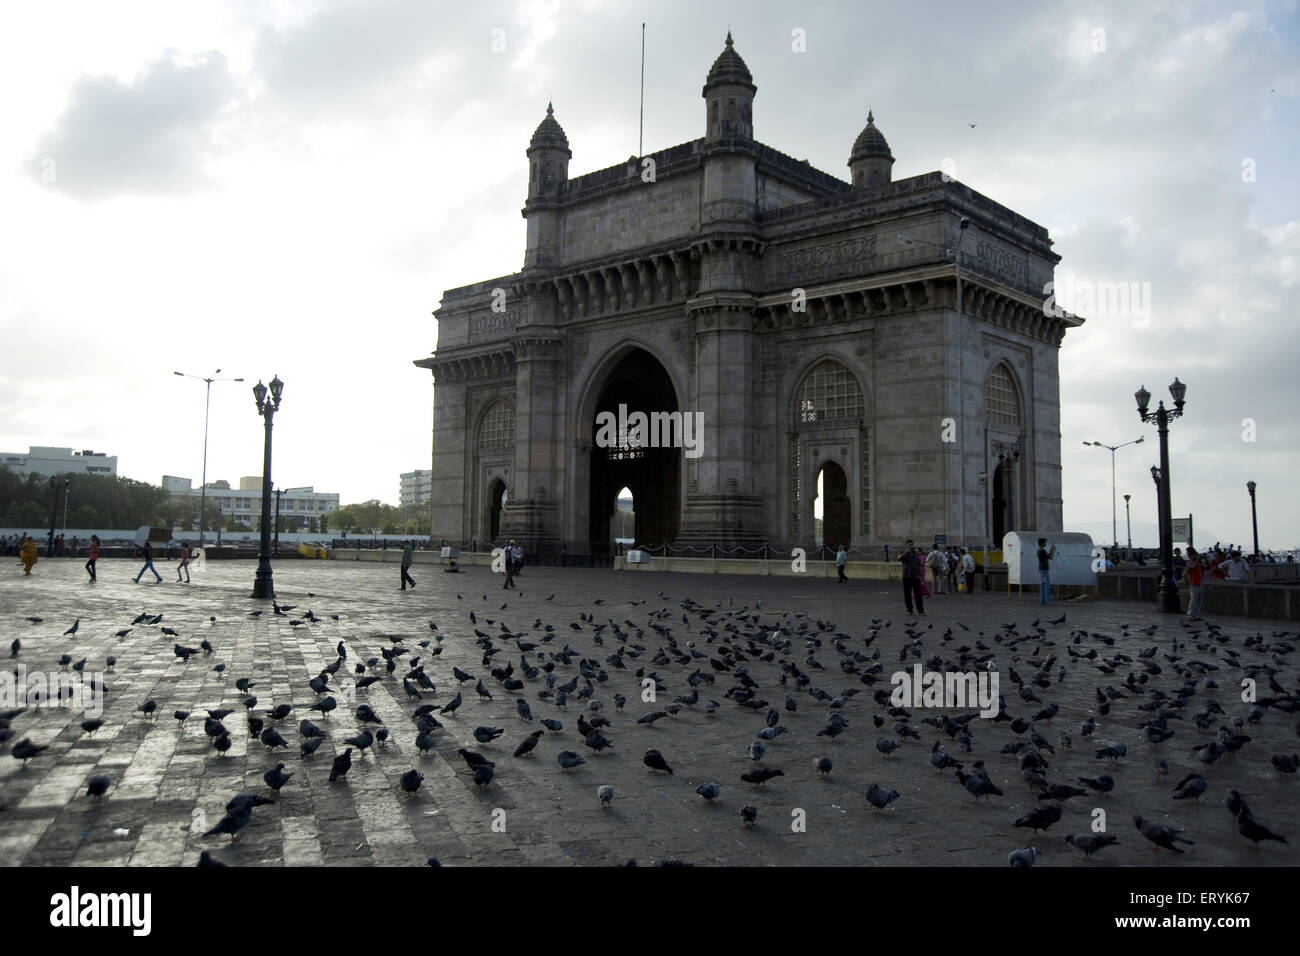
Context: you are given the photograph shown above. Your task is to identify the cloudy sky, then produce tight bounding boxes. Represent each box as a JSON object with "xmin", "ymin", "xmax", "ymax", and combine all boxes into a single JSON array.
[{"xmin": 2, "ymin": 0, "xmax": 1296, "ymax": 548}]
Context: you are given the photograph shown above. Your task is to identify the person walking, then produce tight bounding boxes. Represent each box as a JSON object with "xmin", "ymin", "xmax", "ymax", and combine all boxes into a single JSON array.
[
  {"xmin": 835, "ymin": 544, "xmax": 848, "ymax": 583},
  {"xmin": 899, "ymin": 540, "xmax": 925, "ymax": 616},
  {"xmin": 85, "ymin": 534, "xmax": 100, "ymax": 583},
  {"xmin": 961, "ymin": 548, "xmax": 976, "ymax": 594},
  {"xmin": 502, "ymin": 539, "xmax": 516, "ymax": 589},
  {"xmin": 511, "ymin": 540, "xmax": 524, "ymax": 577},
  {"xmin": 1185, "ymin": 546, "xmax": 1205, "ymax": 620},
  {"xmin": 19, "ymin": 535, "xmax": 38, "ymax": 575},
  {"xmin": 177, "ymin": 541, "xmax": 192, "ymax": 583},
  {"xmin": 134, "ymin": 539, "xmax": 163, "ymax": 583},
  {"xmin": 1036, "ymin": 537, "xmax": 1056, "ymax": 604},
  {"xmin": 400, "ymin": 540, "xmax": 416, "ymax": 590},
  {"xmin": 926, "ymin": 546, "xmax": 947, "ymax": 594}
]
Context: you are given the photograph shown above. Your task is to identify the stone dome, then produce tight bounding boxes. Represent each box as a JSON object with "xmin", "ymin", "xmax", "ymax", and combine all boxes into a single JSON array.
[
  {"xmin": 850, "ymin": 111, "xmax": 893, "ymax": 163},
  {"xmin": 528, "ymin": 102, "xmax": 571, "ymax": 154},
  {"xmin": 704, "ymin": 32, "xmax": 756, "ymax": 93}
]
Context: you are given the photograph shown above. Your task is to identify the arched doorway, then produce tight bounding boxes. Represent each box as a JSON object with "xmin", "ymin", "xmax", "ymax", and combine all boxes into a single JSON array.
[
  {"xmin": 815, "ymin": 462, "xmax": 851, "ymax": 552},
  {"xmin": 488, "ymin": 479, "xmax": 507, "ymax": 543},
  {"xmin": 589, "ymin": 349, "xmax": 680, "ymax": 555},
  {"xmin": 612, "ymin": 485, "xmax": 635, "ymax": 549}
]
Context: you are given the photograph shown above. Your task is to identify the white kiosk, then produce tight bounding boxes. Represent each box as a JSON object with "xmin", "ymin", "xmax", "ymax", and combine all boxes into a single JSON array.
[{"xmin": 1002, "ymin": 532, "xmax": 1097, "ymax": 597}]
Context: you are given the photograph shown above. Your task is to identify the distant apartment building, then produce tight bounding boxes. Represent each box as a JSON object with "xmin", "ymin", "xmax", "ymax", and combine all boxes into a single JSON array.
[
  {"xmin": 1, "ymin": 446, "xmax": 117, "ymax": 478},
  {"xmin": 400, "ymin": 469, "xmax": 433, "ymax": 511},
  {"xmin": 164, "ymin": 475, "xmax": 340, "ymax": 530}
]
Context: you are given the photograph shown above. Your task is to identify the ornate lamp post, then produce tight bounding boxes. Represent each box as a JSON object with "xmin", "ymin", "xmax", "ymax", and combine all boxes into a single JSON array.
[
  {"xmin": 250, "ymin": 375, "xmax": 283, "ymax": 599},
  {"xmin": 1082, "ymin": 436, "xmax": 1144, "ymax": 552},
  {"xmin": 1246, "ymin": 481, "xmax": 1259, "ymax": 559},
  {"xmin": 174, "ymin": 370, "xmax": 244, "ymax": 548},
  {"xmin": 1136, "ymin": 378, "xmax": 1186, "ymax": 613},
  {"xmin": 1123, "ymin": 493, "xmax": 1132, "ymax": 551}
]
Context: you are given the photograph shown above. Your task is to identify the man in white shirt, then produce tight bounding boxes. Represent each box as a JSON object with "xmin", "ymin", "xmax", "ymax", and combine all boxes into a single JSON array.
[
  {"xmin": 960, "ymin": 549, "xmax": 976, "ymax": 594},
  {"xmin": 926, "ymin": 548, "xmax": 947, "ymax": 593},
  {"xmin": 1222, "ymin": 551, "xmax": 1248, "ymax": 582}
]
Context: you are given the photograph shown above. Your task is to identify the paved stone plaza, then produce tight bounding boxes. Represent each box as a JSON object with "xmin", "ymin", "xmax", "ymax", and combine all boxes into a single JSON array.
[{"xmin": 1, "ymin": 557, "xmax": 1296, "ymax": 867}]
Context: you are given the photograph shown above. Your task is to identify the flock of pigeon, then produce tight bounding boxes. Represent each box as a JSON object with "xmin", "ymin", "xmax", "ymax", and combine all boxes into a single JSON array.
[{"xmin": 2, "ymin": 578, "xmax": 1298, "ymax": 866}]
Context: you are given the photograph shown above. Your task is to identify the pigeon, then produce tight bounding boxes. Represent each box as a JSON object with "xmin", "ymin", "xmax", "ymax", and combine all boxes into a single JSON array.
[
  {"xmin": 815, "ymin": 756, "xmax": 833, "ymax": 776},
  {"xmin": 514, "ymin": 730, "xmax": 544, "ymax": 757},
  {"xmin": 748, "ymin": 740, "xmax": 767, "ymax": 762},
  {"xmin": 138, "ymin": 700, "xmax": 157, "ymax": 719},
  {"xmin": 197, "ymin": 851, "xmax": 226, "ymax": 867},
  {"xmin": 1094, "ymin": 742, "xmax": 1127, "ymax": 761},
  {"xmin": 247, "ymin": 716, "xmax": 264, "ymax": 739},
  {"xmin": 1134, "ymin": 814, "xmax": 1194, "ymax": 853},
  {"xmin": 557, "ymin": 750, "xmax": 586, "ymax": 771},
  {"xmin": 475, "ymin": 679, "xmax": 493, "ymax": 700},
  {"xmin": 9, "ymin": 639, "xmax": 18, "ymax": 658},
  {"xmin": 415, "ymin": 732, "xmax": 438, "ymax": 754},
  {"xmin": 598, "ymin": 784, "xmax": 615, "ymax": 808},
  {"xmin": 1172, "ymin": 774, "xmax": 1207, "ymax": 801},
  {"xmin": 308, "ymin": 696, "xmax": 337, "ymax": 716},
  {"xmin": 63, "ymin": 620, "xmax": 79, "ymax": 636},
  {"xmin": 173, "ymin": 710, "xmax": 190, "ymax": 723},
  {"xmin": 355, "ymin": 705, "xmax": 383, "ymax": 725},
  {"xmin": 458, "ymin": 748, "xmax": 495, "ymax": 771},
  {"xmin": 741, "ymin": 805, "xmax": 758, "ymax": 827},
  {"xmin": 85, "ymin": 774, "xmax": 111, "ymax": 799},
  {"xmin": 1272, "ymin": 754, "xmax": 1299, "ymax": 775},
  {"xmin": 875, "ymin": 737, "xmax": 898, "ymax": 757},
  {"xmin": 930, "ymin": 741, "xmax": 962, "ymax": 770},
  {"xmin": 440, "ymin": 692, "xmax": 463, "ymax": 715},
  {"xmin": 516, "ymin": 699, "xmax": 533, "ymax": 721},
  {"xmin": 865, "ymin": 783, "xmax": 900, "ymax": 809},
  {"xmin": 474, "ymin": 764, "xmax": 495, "ymax": 787},
  {"xmin": 203, "ymin": 805, "xmax": 253, "ymax": 841},
  {"xmin": 263, "ymin": 763, "xmax": 294, "ymax": 791},
  {"xmin": 260, "ymin": 727, "xmax": 289, "ymax": 749},
  {"xmin": 400, "ymin": 769, "xmax": 424, "ymax": 795},
  {"xmin": 474, "ymin": 726, "xmax": 504, "ymax": 744},
  {"xmin": 80, "ymin": 718, "xmax": 104, "ymax": 735},
  {"xmin": 269, "ymin": 704, "xmax": 292, "ymax": 720},
  {"xmin": 11, "ymin": 738, "xmax": 48, "ymax": 764},
  {"xmin": 212, "ymin": 734, "xmax": 232, "ymax": 756},
  {"xmin": 1238, "ymin": 815, "xmax": 1288, "ymax": 846},
  {"xmin": 329, "ymin": 748, "xmax": 353, "ymax": 781},
  {"xmin": 741, "ymin": 768, "xmax": 784, "ymax": 786},
  {"xmin": 299, "ymin": 719, "xmax": 326, "ymax": 739},
  {"xmin": 643, "ymin": 749, "xmax": 673, "ymax": 774},
  {"xmin": 1013, "ymin": 805, "xmax": 1062, "ymax": 834},
  {"xmin": 696, "ymin": 782, "xmax": 722, "ymax": 801},
  {"xmin": 301, "ymin": 736, "xmax": 325, "ymax": 758},
  {"xmin": 1065, "ymin": 833, "xmax": 1120, "ymax": 857},
  {"xmin": 638, "ymin": 711, "xmax": 668, "ymax": 726},
  {"xmin": 1078, "ymin": 774, "xmax": 1115, "ymax": 794},
  {"xmin": 1008, "ymin": 847, "xmax": 1038, "ymax": 867},
  {"xmin": 345, "ymin": 729, "xmax": 375, "ymax": 754}
]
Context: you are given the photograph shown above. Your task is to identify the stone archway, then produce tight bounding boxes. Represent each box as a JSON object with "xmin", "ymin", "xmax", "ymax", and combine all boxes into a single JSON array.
[
  {"xmin": 588, "ymin": 348, "xmax": 680, "ymax": 555},
  {"xmin": 487, "ymin": 479, "xmax": 507, "ymax": 542},
  {"xmin": 816, "ymin": 461, "xmax": 851, "ymax": 552}
]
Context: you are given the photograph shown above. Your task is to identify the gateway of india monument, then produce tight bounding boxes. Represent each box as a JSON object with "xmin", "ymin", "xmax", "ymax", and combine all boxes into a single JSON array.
[{"xmin": 415, "ymin": 33, "xmax": 1082, "ymax": 559}]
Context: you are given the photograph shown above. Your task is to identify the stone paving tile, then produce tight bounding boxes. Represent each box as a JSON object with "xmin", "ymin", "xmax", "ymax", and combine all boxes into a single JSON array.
[{"xmin": 1, "ymin": 556, "xmax": 1298, "ymax": 867}]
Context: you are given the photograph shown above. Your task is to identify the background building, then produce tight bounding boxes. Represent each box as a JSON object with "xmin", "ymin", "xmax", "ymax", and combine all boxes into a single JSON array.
[
  {"xmin": 400, "ymin": 469, "xmax": 433, "ymax": 511},
  {"xmin": 164, "ymin": 475, "xmax": 340, "ymax": 530},
  {"xmin": 1, "ymin": 446, "xmax": 117, "ymax": 478}
]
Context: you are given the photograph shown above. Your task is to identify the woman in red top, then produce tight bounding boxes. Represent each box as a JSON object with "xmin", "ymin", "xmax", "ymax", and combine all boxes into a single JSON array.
[
  {"xmin": 1185, "ymin": 546, "xmax": 1205, "ymax": 620},
  {"xmin": 85, "ymin": 534, "xmax": 100, "ymax": 583}
]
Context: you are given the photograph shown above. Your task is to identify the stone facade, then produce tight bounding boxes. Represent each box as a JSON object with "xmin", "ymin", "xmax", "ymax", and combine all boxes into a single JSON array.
[{"xmin": 415, "ymin": 33, "xmax": 1083, "ymax": 556}]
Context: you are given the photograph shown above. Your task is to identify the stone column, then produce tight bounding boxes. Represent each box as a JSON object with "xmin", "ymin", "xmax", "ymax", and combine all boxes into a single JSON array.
[{"xmin": 500, "ymin": 335, "xmax": 564, "ymax": 553}]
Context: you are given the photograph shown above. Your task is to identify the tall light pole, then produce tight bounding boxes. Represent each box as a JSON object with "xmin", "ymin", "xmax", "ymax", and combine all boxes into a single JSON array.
[
  {"xmin": 899, "ymin": 216, "xmax": 971, "ymax": 546},
  {"xmin": 1246, "ymin": 481, "xmax": 1259, "ymax": 559},
  {"xmin": 1136, "ymin": 378, "xmax": 1187, "ymax": 613},
  {"xmin": 175, "ymin": 369, "xmax": 244, "ymax": 548},
  {"xmin": 1082, "ymin": 436, "xmax": 1144, "ymax": 551},
  {"xmin": 251, "ymin": 375, "xmax": 283, "ymax": 600},
  {"xmin": 1123, "ymin": 493, "xmax": 1132, "ymax": 551}
]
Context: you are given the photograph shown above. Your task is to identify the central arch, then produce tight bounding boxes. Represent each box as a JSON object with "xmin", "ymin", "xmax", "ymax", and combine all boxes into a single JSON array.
[
  {"xmin": 587, "ymin": 348, "xmax": 681, "ymax": 554},
  {"xmin": 816, "ymin": 461, "xmax": 851, "ymax": 551}
]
